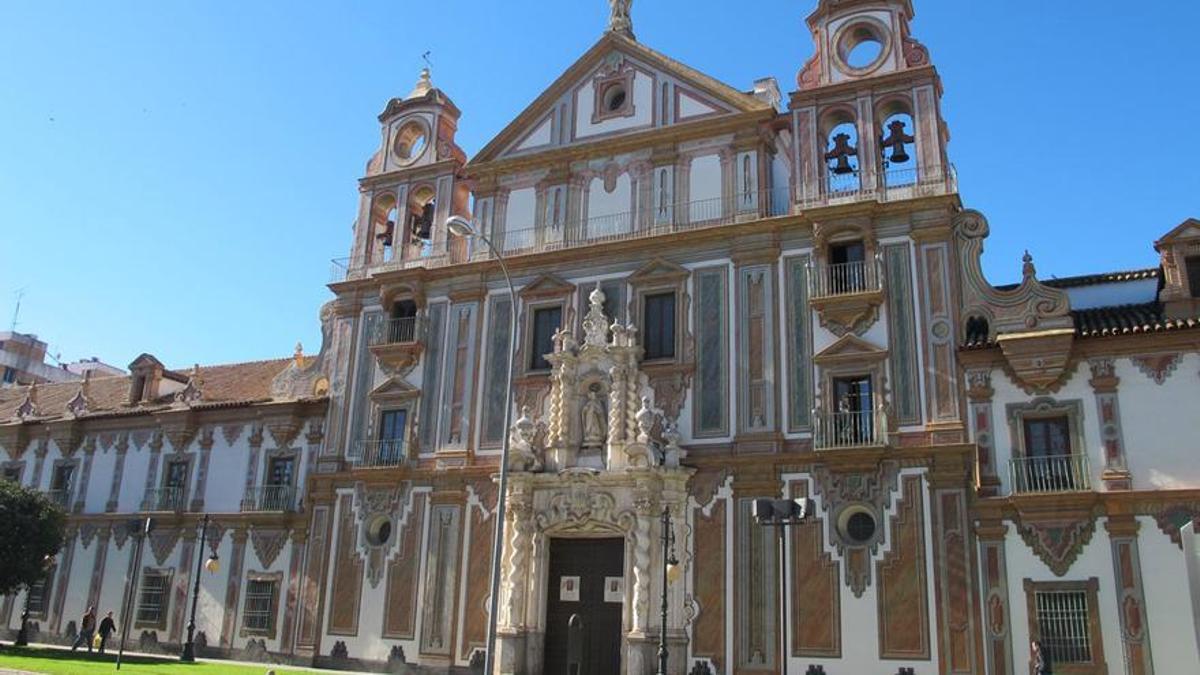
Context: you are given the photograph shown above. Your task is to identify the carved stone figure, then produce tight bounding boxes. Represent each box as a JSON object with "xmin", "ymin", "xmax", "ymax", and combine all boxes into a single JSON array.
[
  {"xmin": 608, "ymin": 0, "xmax": 634, "ymax": 38},
  {"xmin": 662, "ymin": 418, "xmax": 686, "ymax": 468},
  {"xmin": 635, "ymin": 396, "xmax": 654, "ymax": 444},
  {"xmin": 508, "ymin": 406, "xmax": 543, "ymax": 472},
  {"xmin": 583, "ymin": 283, "xmax": 610, "ymax": 348},
  {"xmin": 582, "ymin": 388, "xmax": 607, "ymax": 450}
]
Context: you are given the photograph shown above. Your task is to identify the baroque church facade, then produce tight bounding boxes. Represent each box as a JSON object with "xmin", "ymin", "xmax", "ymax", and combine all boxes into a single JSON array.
[{"xmin": 4, "ymin": 1, "xmax": 1200, "ymax": 673}]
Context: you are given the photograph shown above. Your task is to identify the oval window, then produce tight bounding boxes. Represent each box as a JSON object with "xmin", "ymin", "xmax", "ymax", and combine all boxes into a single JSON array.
[{"xmin": 393, "ymin": 121, "xmax": 428, "ymax": 164}]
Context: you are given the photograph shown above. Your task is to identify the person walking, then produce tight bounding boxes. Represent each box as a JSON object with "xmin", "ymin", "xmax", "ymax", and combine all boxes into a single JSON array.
[
  {"xmin": 97, "ymin": 611, "xmax": 116, "ymax": 654},
  {"xmin": 71, "ymin": 606, "xmax": 97, "ymax": 653},
  {"xmin": 1032, "ymin": 639, "xmax": 1053, "ymax": 674}
]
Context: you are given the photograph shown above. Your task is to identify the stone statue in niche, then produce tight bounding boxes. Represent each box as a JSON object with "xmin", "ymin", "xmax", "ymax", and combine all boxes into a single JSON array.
[
  {"xmin": 582, "ymin": 387, "xmax": 607, "ymax": 450},
  {"xmin": 635, "ymin": 396, "xmax": 655, "ymax": 444},
  {"xmin": 662, "ymin": 418, "xmax": 686, "ymax": 468},
  {"xmin": 508, "ymin": 406, "xmax": 543, "ymax": 472}
]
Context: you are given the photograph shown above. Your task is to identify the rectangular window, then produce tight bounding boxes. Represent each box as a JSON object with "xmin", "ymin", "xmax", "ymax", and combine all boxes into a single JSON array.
[
  {"xmin": 26, "ymin": 577, "xmax": 49, "ymax": 617},
  {"xmin": 642, "ymin": 291, "xmax": 676, "ymax": 360},
  {"xmin": 136, "ymin": 570, "xmax": 170, "ymax": 627},
  {"xmin": 1035, "ymin": 590, "xmax": 1092, "ymax": 664},
  {"xmin": 828, "ymin": 241, "xmax": 867, "ymax": 294},
  {"xmin": 164, "ymin": 460, "xmax": 188, "ymax": 488},
  {"xmin": 378, "ymin": 409, "xmax": 407, "ymax": 463},
  {"xmin": 832, "ymin": 375, "xmax": 874, "ymax": 444},
  {"xmin": 1, "ymin": 367, "xmax": 15, "ymax": 384},
  {"xmin": 3, "ymin": 465, "xmax": 22, "ymax": 483},
  {"xmin": 1023, "ymin": 416, "xmax": 1071, "ymax": 458},
  {"xmin": 267, "ymin": 457, "xmax": 294, "ymax": 487},
  {"xmin": 51, "ymin": 465, "xmax": 74, "ymax": 491},
  {"xmin": 1186, "ymin": 255, "xmax": 1200, "ymax": 298},
  {"xmin": 242, "ymin": 579, "xmax": 278, "ymax": 634},
  {"xmin": 529, "ymin": 306, "xmax": 562, "ymax": 371}
]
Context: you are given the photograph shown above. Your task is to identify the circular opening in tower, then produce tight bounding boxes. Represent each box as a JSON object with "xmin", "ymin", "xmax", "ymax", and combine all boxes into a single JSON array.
[
  {"xmin": 834, "ymin": 19, "xmax": 891, "ymax": 74},
  {"xmin": 393, "ymin": 120, "xmax": 429, "ymax": 164}
]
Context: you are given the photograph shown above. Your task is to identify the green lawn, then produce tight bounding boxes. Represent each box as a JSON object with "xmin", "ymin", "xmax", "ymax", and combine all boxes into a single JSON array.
[{"xmin": 0, "ymin": 646, "xmax": 312, "ymax": 674}]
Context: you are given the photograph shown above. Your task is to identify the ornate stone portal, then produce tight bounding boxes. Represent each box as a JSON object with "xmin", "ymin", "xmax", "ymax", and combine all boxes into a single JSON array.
[{"xmin": 495, "ymin": 285, "xmax": 693, "ymax": 674}]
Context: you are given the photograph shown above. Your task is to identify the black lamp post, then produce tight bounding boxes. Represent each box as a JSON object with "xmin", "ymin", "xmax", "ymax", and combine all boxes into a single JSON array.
[
  {"xmin": 752, "ymin": 496, "xmax": 813, "ymax": 675},
  {"xmin": 180, "ymin": 514, "xmax": 219, "ymax": 662},
  {"xmin": 657, "ymin": 506, "xmax": 679, "ymax": 675},
  {"xmin": 14, "ymin": 554, "xmax": 53, "ymax": 647}
]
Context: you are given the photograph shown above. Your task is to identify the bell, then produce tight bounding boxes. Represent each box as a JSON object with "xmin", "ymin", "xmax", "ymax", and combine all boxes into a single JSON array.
[
  {"xmin": 880, "ymin": 120, "xmax": 914, "ymax": 166},
  {"xmin": 830, "ymin": 155, "xmax": 854, "ymax": 175},
  {"xmin": 888, "ymin": 146, "xmax": 910, "ymax": 164}
]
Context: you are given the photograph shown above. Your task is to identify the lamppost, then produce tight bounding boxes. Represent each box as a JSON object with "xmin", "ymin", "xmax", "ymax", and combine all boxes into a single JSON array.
[
  {"xmin": 657, "ymin": 506, "xmax": 681, "ymax": 675},
  {"xmin": 14, "ymin": 554, "xmax": 55, "ymax": 647},
  {"xmin": 117, "ymin": 517, "xmax": 154, "ymax": 671},
  {"xmin": 445, "ymin": 215, "xmax": 518, "ymax": 675},
  {"xmin": 180, "ymin": 514, "xmax": 220, "ymax": 662},
  {"xmin": 752, "ymin": 496, "xmax": 813, "ymax": 675}
]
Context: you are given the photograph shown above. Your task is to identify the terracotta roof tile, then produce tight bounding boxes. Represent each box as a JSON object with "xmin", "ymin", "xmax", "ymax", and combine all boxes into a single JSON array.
[
  {"xmin": 962, "ymin": 301, "xmax": 1200, "ymax": 349},
  {"xmin": 0, "ymin": 356, "xmax": 307, "ymax": 423},
  {"xmin": 994, "ymin": 267, "xmax": 1160, "ymax": 291}
]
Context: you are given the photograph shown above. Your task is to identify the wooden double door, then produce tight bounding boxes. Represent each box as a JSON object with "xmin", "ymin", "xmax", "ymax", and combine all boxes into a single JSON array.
[{"xmin": 543, "ymin": 537, "xmax": 625, "ymax": 675}]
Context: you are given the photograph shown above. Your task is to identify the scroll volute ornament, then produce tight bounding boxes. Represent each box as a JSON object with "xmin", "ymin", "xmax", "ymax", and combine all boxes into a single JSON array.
[{"xmin": 954, "ymin": 211, "xmax": 1075, "ymax": 389}]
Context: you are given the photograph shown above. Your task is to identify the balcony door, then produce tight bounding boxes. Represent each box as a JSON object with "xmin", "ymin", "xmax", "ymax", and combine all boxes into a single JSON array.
[
  {"xmin": 832, "ymin": 375, "xmax": 873, "ymax": 444},
  {"xmin": 379, "ymin": 409, "xmax": 408, "ymax": 464},
  {"xmin": 163, "ymin": 460, "xmax": 188, "ymax": 510},
  {"xmin": 265, "ymin": 457, "xmax": 295, "ymax": 510},
  {"xmin": 1021, "ymin": 416, "xmax": 1076, "ymax": 491},
  {"xmin": 828, "ymin": 241, "xmax": 866, "ymax": 294}
]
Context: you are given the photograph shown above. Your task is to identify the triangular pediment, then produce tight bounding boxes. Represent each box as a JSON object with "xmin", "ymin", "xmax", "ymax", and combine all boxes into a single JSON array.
[
  {"xmin": 628, "ymin": 257, "xmax": 689, "ymax": 283},
  {"xmin": 473, "ymin": 33, "xmax": 770, "ymax": 164},
  {"xmin": 1156, "ymin": 218, "xmax": 1200, "ymax": 249},
  {"xmin": 369, "ymin": 377, "xmax": 420, "ymax": 401},
  {"xmin": 813, "ymin": 334, "xmax": 888, "ymax": 365},
  {"xmin": 519, "ymin": 273, "xmax": 576, "ymax": 300},
  {"xmin": 128, "ymin": 353, "xmax": 165, "ymax": 372}
]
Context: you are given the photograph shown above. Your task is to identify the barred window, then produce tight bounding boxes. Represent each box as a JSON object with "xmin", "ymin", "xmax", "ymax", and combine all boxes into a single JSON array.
[
  {"xmin": 26, "ymin": 579, "xmax": 48, "ymax": 616},
  {"xmin": 136, "ymin": 570, "xmax": 169, "ymax": 625},
  {"xmin": 243, "ymin": 579, "xmax": 277, "ymax": 633},
  {"xmin": 1035, "ymin": 590, "xmax": 1092, "ymax": 664}
]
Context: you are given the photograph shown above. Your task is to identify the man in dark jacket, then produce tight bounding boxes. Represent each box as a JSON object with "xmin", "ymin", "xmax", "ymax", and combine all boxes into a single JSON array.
[
  {"xmin": 97, "ymin": 611, "xmax": 117, "ymax": 654},
  {"xmin": 71, "ymin": 606, "xmax": 96, "ymax": 653}
]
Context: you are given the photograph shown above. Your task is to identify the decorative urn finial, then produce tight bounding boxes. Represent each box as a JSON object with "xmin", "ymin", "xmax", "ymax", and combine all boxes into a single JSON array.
[{"xmin": 607, "ymin": 0, "xmax": 634, "ymax": 39}]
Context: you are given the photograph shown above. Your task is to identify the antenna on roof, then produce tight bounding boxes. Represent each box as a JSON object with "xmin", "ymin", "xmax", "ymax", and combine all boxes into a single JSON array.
[{"xmin": 10, "ymin": 287, "xmax": 25, "ymax": 332}]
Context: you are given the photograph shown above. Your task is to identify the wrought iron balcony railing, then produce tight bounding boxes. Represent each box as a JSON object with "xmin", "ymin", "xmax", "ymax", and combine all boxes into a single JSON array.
[
  {"xmin": 44, "ymin": 489, "xmax": 71, "ymax": 508},
  {"xmin": 140, "ymin": 486, "xmax": 185, "ymax": 512},
  {"xmin": 1009, "ymin": 454, "xmax": 1091, "ymax": 494},
  {"xmin": 813, "ymin": 408, "xmax": 889, "ymax": 450},
  {"xmin": 808, "ymin": 258, "xmax": 884, "ymax": 299},
  {"xmin": 348, "ymin": 439, "xmax": 408, "ymax": 469},
  {"xmin": 802, "ymin": 165, "xmax": 958, "ymax": 206},
  {"xmin": 369, "ymin": 316, "xmax": 425, "ymax": 346},
  {"xmin": 241, "ymin": 485, "xmax": 297, "ymax": 512}
]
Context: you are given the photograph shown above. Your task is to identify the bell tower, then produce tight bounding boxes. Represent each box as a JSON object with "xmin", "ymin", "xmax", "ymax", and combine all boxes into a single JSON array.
[
  {"xmin": 789, "ymin": 0, "xmax": 951, "ymax": 204},
  {"xmin": 349, "ymin": 68, "xmax": 469, "ymax": 270}
]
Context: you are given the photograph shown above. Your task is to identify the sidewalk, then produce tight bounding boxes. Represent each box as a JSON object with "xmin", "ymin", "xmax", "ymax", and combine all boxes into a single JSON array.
[{"xmin": 3, "ymin": 642, "xmax": 375, "ymax": 674}]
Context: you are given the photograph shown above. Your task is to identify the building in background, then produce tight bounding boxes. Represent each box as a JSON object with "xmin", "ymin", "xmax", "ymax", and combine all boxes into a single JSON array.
[
  {"xmin": 3, "ymin": 1, "xmax": 1200, "ymax": 674},
  {"xmin": 0, "ymin": 331, "xmax": 125, "ymax": 388}
]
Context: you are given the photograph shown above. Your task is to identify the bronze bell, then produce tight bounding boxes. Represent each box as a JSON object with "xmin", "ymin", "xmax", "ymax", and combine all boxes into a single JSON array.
[
  {"xmin": 880, "ymin": 120, "xmax": 914, "ymax": 165},
  {"xmin": 824, "ymin": 132, "xmax": 858, "ymax": 175}
]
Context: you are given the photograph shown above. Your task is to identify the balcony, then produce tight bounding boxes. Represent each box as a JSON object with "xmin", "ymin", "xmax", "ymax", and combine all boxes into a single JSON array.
[
  {"xmin": 331, "ymin": 188, "xmax": 792, "ymax": 282},
  {"xmin": 44, "ymin": 489, "xmax": 71, "ymax": 509},
  {"xmin": 368, "ymin": 316, "xmax": 426, "ymax": 372},
  {"xmin": 800, "ymin": 165, "xmax": 958, "ymax": 208},
  {"xmin": 140, "ymin": 487, "xmax": 185, "ymax": 512},
  {"xmin": 348, "ymin": 439, "xmax": 408, "ymax": 469},
  {"xmin": 241, "ymin": 485, "xmax": 297, "ymax": 512},
  {"xmin": 1009, "ymin": 454, "xmax": 1091, "ymax": 494},
  {"xmin": 813, "ymin": 407, "xmax": 889, "ymax": 450},
  {"xmin": 808, "ymin": 257, "xmax": 885, "ymax": 335}
]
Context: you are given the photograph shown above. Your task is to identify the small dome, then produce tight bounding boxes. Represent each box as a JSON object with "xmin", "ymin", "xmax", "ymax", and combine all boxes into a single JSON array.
[{"xmin": 406, "ymin": 68, "xmax": 434, "ymax": 100}]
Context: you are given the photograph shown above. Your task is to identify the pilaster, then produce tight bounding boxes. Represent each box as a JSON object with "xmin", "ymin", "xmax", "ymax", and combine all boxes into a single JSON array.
[
  {"xmin": 1105, "ymin": 516, "xmax": 1154, "ymax": 674},
  {"xmin": 1089, "ymin": 358, "xmax": 1132, "ymax": 490}
]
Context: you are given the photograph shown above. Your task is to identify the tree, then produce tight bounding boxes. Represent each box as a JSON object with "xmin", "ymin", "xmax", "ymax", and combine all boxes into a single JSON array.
[{"xmin": 0, "ymin": 480, "xmax": 67, "ymax": 596}]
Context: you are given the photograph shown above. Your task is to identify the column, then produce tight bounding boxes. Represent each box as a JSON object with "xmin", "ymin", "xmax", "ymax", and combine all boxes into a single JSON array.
[
  {"xmin": 190, "ymin": 428, "xmax": 214, "ymax": 512},
  {"xmin": 1088, "ymin": 358, "xmax": 1132, "ymax": 490},
  {"xmin": 106, "ymin": 435, "xmax": 129, "ymax": 512},
  {"xmin": 976, "ymin": 520, "xmax": 1013, "ymax": 675},
  {"xmin": 1106, "ymin": 516, "xmax": 1154, "ymax": 674},
  {"xmin": 966, "ymin": 369, "xmax": 1000, "ymax": 496}
]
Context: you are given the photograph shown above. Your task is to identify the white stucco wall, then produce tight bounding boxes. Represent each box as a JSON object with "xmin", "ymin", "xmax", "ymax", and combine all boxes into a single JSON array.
[
  {"xmin": 688, "ymin": 154, "xmax": 721, "ymax": 219},
  {"xmin": 575, "ymin": 70, "xmax": 654, "ymax": 139},
  {"xmin": 1138, "ymin": 516, "xmax": 1200, "ymax": 673}
]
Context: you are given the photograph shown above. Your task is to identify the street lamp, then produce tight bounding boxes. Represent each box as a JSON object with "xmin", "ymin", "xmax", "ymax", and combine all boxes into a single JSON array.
[
  {"xmin": 446, "ymin": 215, "xmax": 518, "ymax": 675},
  {"xmin": 657, "ymin": 506, "xmax": 680, "ymax": 675},
  {"xmin": 752, "ymin": 497, "xmax": 813, "ymax": 675},
  {"xmin": 14, "ymin": 554, "xmax": 55, "ymax": 647},
  {"xmin": 180, "ymin": 514, "xmax": 220, "ymax": 662}
]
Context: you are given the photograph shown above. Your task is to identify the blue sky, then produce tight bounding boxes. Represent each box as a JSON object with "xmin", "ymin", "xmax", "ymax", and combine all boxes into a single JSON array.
[{"xmin": 2, "ymin": 0, "xmax": 1198, "ymax": 369}]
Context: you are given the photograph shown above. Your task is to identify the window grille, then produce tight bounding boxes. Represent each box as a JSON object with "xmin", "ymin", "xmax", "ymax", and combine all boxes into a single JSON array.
[
  {"xmin": 243, "ymin": 579, "xmax": 277, "ymax": 633},
  {"xmin": 26, "ymin": 579, "xmax": 47, "ymax": 615},
  {"xmin": 136, "ymin": 571, "xmax": 169, "ymax": 625},
  {"xmin": 1035, "ymin": 590, "xmax": 1092, "ymax": 664}
]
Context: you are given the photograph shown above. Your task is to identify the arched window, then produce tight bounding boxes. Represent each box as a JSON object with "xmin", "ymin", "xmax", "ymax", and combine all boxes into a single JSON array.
[
  {"xmin": 367, "ymin": 193, "xmax": 398, "ymax": 264},
  {"xmin": 877, "ymin": 99, "xmax": 917, "ymax": 187},
  {"xmin": 822, "ymin": 110, "xmax": 860, "ymax": 195}
]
